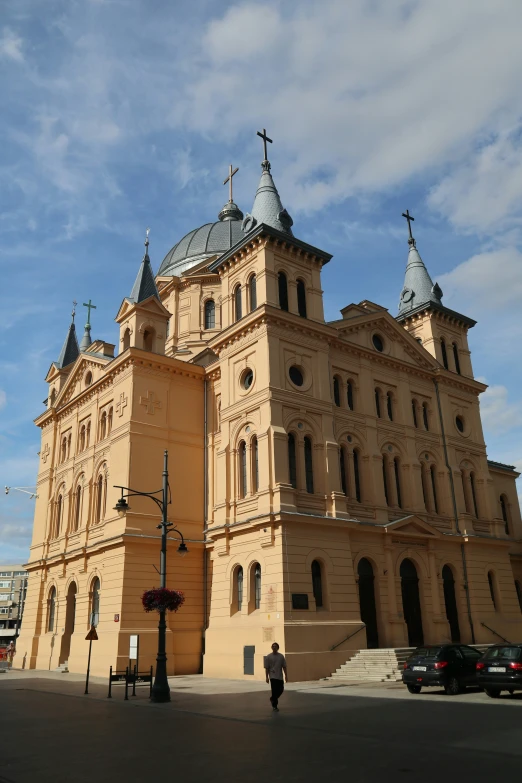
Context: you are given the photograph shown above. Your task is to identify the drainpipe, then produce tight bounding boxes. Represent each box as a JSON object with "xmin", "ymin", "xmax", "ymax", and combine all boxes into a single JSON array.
[
  {"xmin": 434, "ymin": 379, "xmax": 475, "ymax": 643},
  {"xmin": 202, "ymin": 378, "xmax": 208, "ymax": 672}
]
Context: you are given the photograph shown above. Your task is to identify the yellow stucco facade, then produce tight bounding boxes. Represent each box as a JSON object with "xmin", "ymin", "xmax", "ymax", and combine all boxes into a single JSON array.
[{"xmin": 17, "ymin": 164, "xmax": 522, "ymax": 682}]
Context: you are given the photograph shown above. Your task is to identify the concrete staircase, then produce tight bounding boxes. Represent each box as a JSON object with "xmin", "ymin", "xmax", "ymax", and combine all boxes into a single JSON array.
[{"xmin": 328, "ymin": 648, "xmax": 414, "ymax": 683}]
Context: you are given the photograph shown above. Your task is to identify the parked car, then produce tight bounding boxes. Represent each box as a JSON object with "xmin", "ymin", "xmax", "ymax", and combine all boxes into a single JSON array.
[
  {"xmin": 402, "ymin": 644, "xmax": 482, "ymax": 695},
  {"xmin": 476, "ymin": 644, "xmax": 522, "ymax": 697}
]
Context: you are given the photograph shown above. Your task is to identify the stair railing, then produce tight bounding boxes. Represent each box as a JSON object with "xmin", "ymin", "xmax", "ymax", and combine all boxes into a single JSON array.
[
  {"xmin": 480, "ymin": 622, "xmax": 511, "ymax": 644},
  {"xmin": 330, "ymin": 624, "xmax": 366, "ymax": 651}
]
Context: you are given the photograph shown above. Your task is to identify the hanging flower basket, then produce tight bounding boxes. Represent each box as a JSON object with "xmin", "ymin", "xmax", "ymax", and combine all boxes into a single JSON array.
[{"xmin": 142, "ymin": 587, "xmax": 185, "ymax": 613}]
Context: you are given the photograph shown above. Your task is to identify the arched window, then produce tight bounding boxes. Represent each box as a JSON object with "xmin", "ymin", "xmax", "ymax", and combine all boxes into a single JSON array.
[
  {"xmin": 353, "ymin": 449, "xmax": 361, "ymax": 502},
  {"xmin": 500, "ymin": 495, "xmax": 509, "ymax": 535},
  {"xmin": 67, "ymin": 433, "xmax": 72, "ymax": 458},
  {"xmin": 50, "ymin": 388, "xmax": 56, "ymax": 406},
  {"xmin": 204, "ymin": 299, "xmax": 216, "ymax": 329},
  {"xmin": 488, "ymin": 571, "xmax": 497, "ymax": 610},
  {"xmin": 304, "ymin": 436, "xmax": 314, "ymax": 494},
  {"xmin": 339, "ymin": 447, "xmax": 347, "ymax": 495},
  {"xmin": 251, "ymin": 437, "xmax": 259, "ymax": 493},
  {"xmin": 48, "ymin": 587, "xmax": 56, "ymax": 632},
  {"xmin": 90, "ymin": 577, "xmax": 100, "ymax": 627},
  {"xmin": 238, "ymin": 441, "xmax": 247, "ymax": 498},
  {"xmin": 237, "ymin": 567, "xmax": 244, "ymax": 612},
  {"xmin": 470, "ymin": 472, "xmax": 479, "ymax": 518},
  {"xmin": 515, "ymin": 580, "xmax": 522, "ymax": 613},
  {"xmin": 422, "ymin": 403, "xmax": 429, "ymax": 431},
  {"xmin": 288, "ymin": 433, "xmax": 297, "ymax": 489},
  {"xmin": 74, "ymin": 484, "xmax": 82, "ymax": 531},
  {"xmin": 143, "ymin": 329, "xmax": 154, "ymax": 352},
  {"xmin": 61, "ymin": 436, "xmax": 67, "ymax": 463},
  {"xmin": 382, "ymin": 457, "xmax": 389, "ymax": 506},
  {"xmin": 297, "ymin": 279, "xmax": 307, "ymax": 318},
  {"xmin": 347, "ymin": 381, "xmax": 354, "ymax": 411},
  {"xmin": 375, "ymin": 388, "xmax": 381, "ymax": 418},
  {"xmin": 311, "ymin": 560, "xmax": 323, "ymax": 608},
  {"xmin": 430, "ymin": 465, "xmax": 438, "ymax": 514},
  {"xmin": 412, "ymin": 400, "xmax": 418, "ymax": 428},
  {"xmin": 421, "ymin": 467, "xmax": 430, "ymax": 510},
  {"xmin": 234, "ymin": 284, "xmax": 242, "ymax": 321},
  {"xmin": 387, "ymin": 392, "xmax": 393, "ymax": 421},
  {"xmin": 278, "ymin": 272, "xmax": 289, "ymax": 311},
  {"xmin": 452, "ymin": 343, "xmax": 461, "ymax": 375},
  {"xmin": 55, "ymin": 494, "xmax": 63, "ymax": 538},
  {"xmin": 108, "ymin": 407, "xmax": 113, "ymax": 435},
  {"xmin": 96, "ymin": 474, "xmax": 104, "ymax": 524},
  {"xmin": 441, "ymin": 338, "xmax": 449, "ymax": 369},
  {"xmin": 394, "ymin": 458, "xmax": 402, "ymax": 508},
  {"xmin": 333, "ymin": 376, "xmax": 341, "ymax": 407},
  {"xmin": 254, "ymin": 563, "xmax": 261, "ymax": 610},
  {"xmin": 86, "ymin": 421, "xmax": 91, "ymax": 448},
  {"xmin": 100, "ymin": 411, "xmax": 107, "ymax": 441},
  {"xmin": 123, "ymin": 328, "xmax": 131, "ymax": 351},
  {"xmin": 249, "ymin": 275, "xmax": 257, "ymax": 311}
]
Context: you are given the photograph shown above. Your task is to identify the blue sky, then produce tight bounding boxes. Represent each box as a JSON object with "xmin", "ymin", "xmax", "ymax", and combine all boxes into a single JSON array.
[{"xmin": 1, "ymin": 0, "xmax": 522, "ymax": 563}]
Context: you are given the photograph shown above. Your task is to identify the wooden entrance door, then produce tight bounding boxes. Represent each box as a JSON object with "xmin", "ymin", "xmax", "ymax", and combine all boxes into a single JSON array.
[
  {"xmin": 400, "ymin": 559, "xmax": 424, "ymax": 647},
  {"xmin": 442, "ymin": 565, "xmax": 461, "ymax": 642}
]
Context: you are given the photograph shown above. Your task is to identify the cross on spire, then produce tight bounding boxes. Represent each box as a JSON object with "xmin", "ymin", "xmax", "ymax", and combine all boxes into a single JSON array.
[
  {"xmin": 402, "ymin": 209, "xmax": 416, "ymax": 246},
  {"xmin": 144, "ymin": 227, "xmax": 150, "ymax": 253},
  {"xmin": 257, "ymin": 128, "xmax": 273, "ymax": 162},
  {"xmin": 83, "ymin": 299, "xmax": 97, "ymax": 327},
  {"xmin": 223, "ymin": 164, "xmax": 239, "ymax": 203},
  {"xmin": 72, "ymin": 300, "xmax": 77, "ymax": 323}
]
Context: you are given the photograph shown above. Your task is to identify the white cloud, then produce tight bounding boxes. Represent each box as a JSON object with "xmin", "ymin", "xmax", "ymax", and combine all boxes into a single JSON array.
[
  {"xmin": 437, "ymin": 246, "xmax": 522, "ymax": 311},
  {"xmin": 0, "ymin": 27, "xmax": 24, "ymax": 62},
  {"xmin": 0, "ymin": 390, "xmax": 5, "ymax": 410},
  {"xmin": 479, "ymin": 385, "xmax": 522, "ymax": 435}
]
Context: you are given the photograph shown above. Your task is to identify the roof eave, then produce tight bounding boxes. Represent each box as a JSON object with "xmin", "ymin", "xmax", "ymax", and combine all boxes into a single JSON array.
[{"xmin": 396, "ymin": 300, "xmax": 476, "ymax": 328}]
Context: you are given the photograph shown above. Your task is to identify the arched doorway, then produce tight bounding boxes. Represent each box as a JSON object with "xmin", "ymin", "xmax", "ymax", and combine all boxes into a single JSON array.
[
  {"xmin": 358, "ymin": 558, "xmax": 379, "ymax": 648},
  {"xmin": 400, "ymin": 559, "xmax": 424, "ymax": 647},
  {"xmin": 59, "ymin": 582, "xmax": 77, "ymax": 665},
  {"xmin": 442, "ymin": 565, "xmax": 461, "ymax": 642}
]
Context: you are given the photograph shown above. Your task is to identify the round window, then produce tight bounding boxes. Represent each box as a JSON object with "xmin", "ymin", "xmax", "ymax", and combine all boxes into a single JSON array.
[
  {"xmin": 289, "ymin": 366, "xmax": 304, "ymax": 387},
  {"xmin": 455, "ymin": 415, "xmax": 464, "ymax": 433},
  {"xmin": 372, "ymin": 334, "xmax": 384, "ymax": 352},
  {"xmin": 241, "ymin": 369, "xmax": 254, "ymax": 390}
]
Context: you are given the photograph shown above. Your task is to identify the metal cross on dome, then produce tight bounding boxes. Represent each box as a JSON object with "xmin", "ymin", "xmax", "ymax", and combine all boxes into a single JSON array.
[
  {"xmin": 83, "ymin": 299, "xmax": 97, "ymax": 327},
  {"xmin": 223, "ymin": 165, "xmax": 239, "ymax": 203},
  {"xmin": 402, "ymin": 209, "xmax": 415, "ymax": 244},
  {"xmin": 257, "ymin": 128, "xmax": 273, "ymax": 162}
]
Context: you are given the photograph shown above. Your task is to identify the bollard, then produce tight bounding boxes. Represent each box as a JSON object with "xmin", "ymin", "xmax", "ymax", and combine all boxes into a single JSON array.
[
  {"xmin": 124, "ymin": 666, "xmax": 129, "ymax": 700},
  {"xmin": 132, "ymin": 664, "xmax": 137, "ymax": 697},
  {"xmin": 150, "ymin": 665, "xmax": 153, "ymax": 698},
  {"xmin": 108, "ymin": 665, "xmax": 113, "ymax": 698}
]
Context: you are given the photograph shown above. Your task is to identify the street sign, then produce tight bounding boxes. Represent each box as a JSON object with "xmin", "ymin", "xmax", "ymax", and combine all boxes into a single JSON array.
[{"xmin": 85, "ymin": 626, "xmax": 98, "ymax": 641}]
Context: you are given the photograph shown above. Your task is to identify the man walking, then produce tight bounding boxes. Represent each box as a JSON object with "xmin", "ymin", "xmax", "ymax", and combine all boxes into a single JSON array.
[{"xmin": 264, "ymin": 642, "xmax": 288, "ymax": 711}]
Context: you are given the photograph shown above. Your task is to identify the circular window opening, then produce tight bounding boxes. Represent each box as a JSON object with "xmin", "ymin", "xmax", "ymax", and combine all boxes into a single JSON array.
[
  {"xmin": 372, "ymin": 334, "xmax": 384, "ymax": 352},
  {"xmin": 85, "ymin": 372, "xmax": 92, "ymax": 387},
  {"xmin": 289, "ymin": 366, "xmax": 304, "ymax": 387},
  {"xmin": 241, "ymin": 369, "xmax": 254, "ymax": 390},
  {"xmin": 455, "ymin": 415, "xmax": 464, "ymax": 433}
]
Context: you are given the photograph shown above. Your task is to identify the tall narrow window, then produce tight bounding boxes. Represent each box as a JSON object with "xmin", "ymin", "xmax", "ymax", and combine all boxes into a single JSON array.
[
  {"xmin": 288, "ymin": 433, "xmax": 297, "ymax": 488},
  {"xmin": 278, "ymin": 272, "xmax": 289, "ymax": 311},
  {"xmin": 488, "ymin": 571, "xmax": 497, "ymax": 610},
  {"xmin": 100, "ymin": 411, "xmax": 107, "ymax": 441},
  {"xmin": 234, "ymin": 285, "xmax": 242, "ymax": 321},
  {"xmin": 254, "ymin": 564, "xmax": 261, "ymax": 609},
  {"xmin": 143, "ymin": 329, "xmax": 154, "ymax": 352},
  {"xmin": 304, "ymin": 437, "xmax": 314, "ymax": 494},
  {"xmin": 61, "ymin": 436, "xmax": 67, "ymax": 462},
  {"xmin": 470, "ymin": 472, "xmax": 479, "ymax": 518},
  {"xmin": 91, "ymin": 577, "xmax": 100, "ymax": 627},
  {"xmin": 452, "ymin": 343, "xmax": 461, "ymax": 375},
  {"xmin": 86, "ymin": 421, "xmax": 91, "ymax": 447},
  {"xmin": 48, "ymin": 587, "xmax": 56, "ymax": 632},
  {"xmin": 375, "ymin": 389, "xmax": 381, "ymax": 418},
  {"xmin": 67, "ymin": 433, "xmax": 71, "ymax": 458},
  {"xmin": 394, "ymin": 458, "xmax": 402, "ymax": 508},
  {"xmin": 239, "ymin": 441, "xmax": 247, "ymax": 498},
  {"xmin": 108, "ymin": 407, "xmax": 113, "ymax": 435},
  {"xmin": 387, "ymin": 392, "xmax": 393, "ymax": 421},
  {"xmin": 204, "ymin": 299, "xmax": 216, "ymax": 329},
  {"xmin": 74, "ymin": 484, "xmax": 82, "ymax": 530},
  {"xmin": 55, "ymin": 494, "xmax": 63, "ymax": 538},
  {"xmin": 421, "ymin": 468, "xmax": 430, "ymax": 510},
  {"xmin": 297, "ymin": 279, "xmax": 307, "ymax": 318},
  {"xmin": 96, "ymin": 475, "xmax": 103, "ymax": 523},
  {"xmin": 347, "ymin": 381, "xmax": 354, "ymax": 411},
  {"xmin": 441, "ymin": 338, "xmax": 449, "ymax": 369},
  {"xmin": 249, "ymin": 274, "xmax": 257, "ymax": 311},
  {"xmin": 80, "ymin": 425, "xmax": 86, "ymax": 452},
  {"xmin": 500, "ymin": 495, "xmax": 509, "ymax": 535},
  {"xmin": 333, "ymin": 376, "xmax": 341, "ymax": 407},
  {"xmin": 237, "ymin": 567, "xmax": 244, "ymax": 611},
  {"xmin": 430, "ymin": 465, "xmax": 438, "ymax": 514},
  {"xmin": 339, "ymin": 448, "xmax": 347, "ymax": 495},
  {"xmin": 252, "ymin": 437, "xmax": 259, "ymax": 493},
  {"xmin": 422, "ymin": 402, "xmax": 429, "ymax": 431},
  {"xmin": 515, "ymin": 580, "xmax": 522, "ymax": 613},
  {"xmin": 461, "ymin": 471, "xmax": 471, "ymax": 514},
  {"xmin": 382, "ymin": 458, "xmax": 389, "ymax": 506},
  {"xmin": 412, "ymin": 400, "xmax": 418, "ymax": 428},
  {"xmin": 353, "ymin": 449, "xmax": 361, "ymax": 502},
  {"xmin": 311, "ymin": 560, "xmax": 323, "ymax": 608}
]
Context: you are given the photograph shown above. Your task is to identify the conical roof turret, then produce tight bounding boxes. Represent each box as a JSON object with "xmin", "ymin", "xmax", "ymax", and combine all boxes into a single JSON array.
[
  {"xmin": 398, "ymin": 214, "xmax": 443, "ymax": 316},
  {"xmin": 242, "ymin": 131, "xmax": 294, "ymax": 236},
  {"xmin": 129, "ymin": 230, "xmax": 160, "ymax": 303},
  {"xmin": 56, "ymin": 313, "xmax": 80, "ymax": 368}
]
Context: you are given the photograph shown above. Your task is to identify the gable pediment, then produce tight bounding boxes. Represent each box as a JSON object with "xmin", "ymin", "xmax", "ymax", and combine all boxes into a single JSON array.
[
  {"xmin": 115, "ymin": 295, "xmax": 170, "ymax": 323},
  {"xmin": 54, "ymin": 354, "xmax": 108, "ymax": 409},
  {"xmin": 384, "ymin": 515, "xmax": 441, "ymax": 538}
]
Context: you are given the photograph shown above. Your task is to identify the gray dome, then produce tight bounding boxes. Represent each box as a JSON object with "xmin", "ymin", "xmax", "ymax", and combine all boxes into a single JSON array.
[{"xmin": 158, "ymin": 218, "xmax": 245, "ymax": 277}]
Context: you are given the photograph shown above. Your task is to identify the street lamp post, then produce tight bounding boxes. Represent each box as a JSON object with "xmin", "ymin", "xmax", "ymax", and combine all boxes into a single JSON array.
[{"xmin": 113, "ymin": 449, "xmax": 188, "ymax": 704}]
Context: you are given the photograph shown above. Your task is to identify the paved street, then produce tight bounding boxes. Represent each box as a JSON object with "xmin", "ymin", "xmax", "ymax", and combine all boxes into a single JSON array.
[{"xmin": 1, "ymin": 671, "xmax": 522, "ymax": 782}]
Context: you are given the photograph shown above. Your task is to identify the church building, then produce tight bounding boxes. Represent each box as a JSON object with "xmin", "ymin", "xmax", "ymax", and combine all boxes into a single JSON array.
[{"xmin": 17, "ymin": 135, "xmax": 522, "ymax": 681}]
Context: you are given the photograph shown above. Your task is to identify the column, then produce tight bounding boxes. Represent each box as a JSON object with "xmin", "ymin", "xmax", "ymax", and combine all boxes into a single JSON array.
[
  {"xmin": 428, "ymin": 545, "xmax": 442, "ymax": 616},
  {"xmin": 386, "ymin": 456, "xmax": 398, "ymax": 508},
  {"xmin": 385, "ymin": 546, "xmax": 398, "ymax": 615},
  {"xmin": 346, "ymin": 448, "xmax": 356, "ymax": 500}
]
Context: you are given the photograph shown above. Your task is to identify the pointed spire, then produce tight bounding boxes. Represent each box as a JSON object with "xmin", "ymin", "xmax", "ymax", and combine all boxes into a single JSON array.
[
  {"xmin": 56, "ymin": 304, "xmax": 80, "ymax": 368},
  {"xmin": 129, "ymin": 228, "xmax": 160, "ymax": 303},
  {"xmin": 398, "ymin": 211, "xmax": 443, "ymax": 316},
  {"xmin": 242, "ymin": 128, "xmax": 294, "ymax": 236},
  {"xmin": 79, "ymin": 299, "xmax": 96, "ymax": 351}
]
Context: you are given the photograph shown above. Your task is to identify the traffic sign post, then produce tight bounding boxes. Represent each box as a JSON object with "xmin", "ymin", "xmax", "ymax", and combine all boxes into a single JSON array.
[{"xmin": 84, "ymin": 625, "xmax": 98, "ymax": 695}]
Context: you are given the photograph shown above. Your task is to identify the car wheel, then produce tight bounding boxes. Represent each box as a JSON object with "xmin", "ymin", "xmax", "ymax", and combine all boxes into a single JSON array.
[
  {"xmin": 484, "ymin": 688, "xmax": 501, "ymax": 698},
  {"xmin": 407, "ymin": 684, "xmax": 421, "ymax": 694},
  {"xmin": 444, "ymin": 676, "xmax": 461, "ymax": 696}
]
